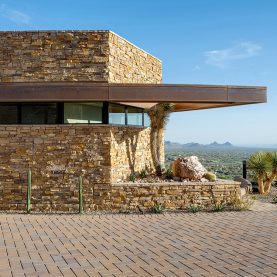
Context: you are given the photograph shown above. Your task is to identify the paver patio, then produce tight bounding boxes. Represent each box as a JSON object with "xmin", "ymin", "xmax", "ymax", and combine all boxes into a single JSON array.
[{"xmin": 0, "ymin": 211, "xmax": 276, "ymax": 277}]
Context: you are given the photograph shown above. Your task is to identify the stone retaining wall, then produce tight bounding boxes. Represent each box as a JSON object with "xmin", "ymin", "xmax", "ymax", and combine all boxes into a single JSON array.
[{"xmin": 105, "ymin": 181, "xmax": 241, "ymax": 211}]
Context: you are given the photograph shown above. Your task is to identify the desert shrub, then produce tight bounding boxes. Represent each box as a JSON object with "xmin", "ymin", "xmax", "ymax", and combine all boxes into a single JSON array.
[
  {"xmin": 212, "ymin": 203, "xmax": 226, "ymax": 212},
  {"xmin": 139, "ymin": 169, "xmax": 148, "ymax": 179},
  {"xmin": 152, "ymin": 202, "xmax": 165, "ymax": 214},
  {"xmin": 119, "ymin": 209, "xmax": 131, "ymax": 214},
  {"xmin": 228, "ymin": 196, "xmax": 254, "ymax": 211},
  {"xmin": 187, "ymin": 204, "xmax": 202, "ymax": 213},
  {"xmin": 129, "ymin": 173, "xmax": 136, "ymax": 182},
  {"xmin": 272, "ymin": 195, "xmax": 277, "ymax": 204},
  {"xmin": 203, "ymin": 172, "xmax": 217, "ymax": 182},
  {"xmin": 164, "ymin": 169, "xmax": 173, "ymax": 180}
]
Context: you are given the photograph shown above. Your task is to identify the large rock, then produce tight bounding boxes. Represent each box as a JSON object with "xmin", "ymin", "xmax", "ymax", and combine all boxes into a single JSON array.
[
  {"xmin": 234, "ymin": 176, "xmax": 252, "ymax": 192},
  {"xmin": 171, "ymin": 156, "xmax": 207, "ymax": 181}
]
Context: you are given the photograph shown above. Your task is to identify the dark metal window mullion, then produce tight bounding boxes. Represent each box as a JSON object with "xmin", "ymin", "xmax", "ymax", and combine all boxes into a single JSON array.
[
  {"xmin": 102, "ymin": 102, "xmax": 109, "ymax": 124},
  {"xmin": 142, "ymin": 110, "xmax": 145, "ymax": 126},
  {"xmin": 17, "ymin": 103, "xmax": 22, "ymax": 124},
  {"xmin": 125, "ymin": 106, "xmax": 128, "ymax": 125},
  {"xmin": 57, "ymin": 102, "xmax": 64, "ymax": 124}
]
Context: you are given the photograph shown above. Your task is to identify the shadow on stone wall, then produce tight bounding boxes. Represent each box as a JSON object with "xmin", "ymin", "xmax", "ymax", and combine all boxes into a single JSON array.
[{"xmin": 125, "ymin": 133, "xmax": 139, "ymax": 174}]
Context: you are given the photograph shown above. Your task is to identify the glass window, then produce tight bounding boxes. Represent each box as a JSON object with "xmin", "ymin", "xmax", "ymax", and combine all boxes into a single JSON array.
[
  {"xmin": 0, "ymin": 105, "xmax": 18, "ymax": 124},
  {"xmin": 64, "ymin": 102, "xmax": 103, "ymax": 124},
  {"xmin": 21, "ymin": 103, "xmax": 57, "ymax": 124},
  {"xmin": 144, "ymin": 112, "xmax": 151, "ymax": 127},
  {"xmin": 109, "ymin": 103, "xmax": 126, "ymax": 125},
  {"xmin": 127, "ymin": 107, "xmax": 143, "ymax": 126}
]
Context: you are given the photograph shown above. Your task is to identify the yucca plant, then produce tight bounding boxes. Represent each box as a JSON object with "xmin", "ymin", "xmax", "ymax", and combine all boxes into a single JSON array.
[
  {"xmin": 152, "ymin": 202, "xmax": 165, "ymax": 214},
  {"xmin": 187, "ymin": 204, "xmax": 202, "ymax": 213},
  {"xmin": 248, "ymin": 151, "xmax": 277, "ymax": 194},
  {"xmin": 147, "ymin": 103, "xmax": 174, "ymax": 176},
  {"xmin": 212, "ymin": 203, "xmax": 226, "ymax": 212}
]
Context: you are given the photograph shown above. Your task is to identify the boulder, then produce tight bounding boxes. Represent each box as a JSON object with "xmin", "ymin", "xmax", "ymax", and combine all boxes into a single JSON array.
[
  {"xmin": 234, "ymin": 176, "xmax": 252, "ymax": 192},
  {"xmin": 171, "ymin": 156, "xmax": 207, "ymax": 181}
]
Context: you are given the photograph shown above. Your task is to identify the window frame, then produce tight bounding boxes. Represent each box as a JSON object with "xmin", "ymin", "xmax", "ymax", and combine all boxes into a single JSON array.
[
  {"xmin": 0, "ymin": 102, "xmax": 149, "ymax": 127},
  {"xmin": 63, "ymin": 102, "xmax": 104, "ymax": 125},
  {"xmin": 20, "ymin": 103, "xmax": 59, "ymax": 125}
]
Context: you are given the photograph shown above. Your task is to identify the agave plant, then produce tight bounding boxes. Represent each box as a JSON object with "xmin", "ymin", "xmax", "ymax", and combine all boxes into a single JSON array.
[
  {"xmin": 248, "ymin": 151, "xmax": 277, "ymax": 194},
  {"xmin": 147, "ymin": 103, "xmax": 174, "ymax": 176}
]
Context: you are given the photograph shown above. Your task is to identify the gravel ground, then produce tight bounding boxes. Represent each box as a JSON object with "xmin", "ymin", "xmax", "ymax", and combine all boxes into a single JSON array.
[{"xmin": 254, "ymin": 186, "xmax": 277, "ymax": 203}]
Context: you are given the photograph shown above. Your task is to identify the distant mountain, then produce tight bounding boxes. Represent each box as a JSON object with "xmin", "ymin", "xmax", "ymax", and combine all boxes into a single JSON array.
[
  {"xmin": 165, "ymin": 141, "xmax": 235, "ymax": 150},
  {"xmin": 207, "ymin": 141, "xmax": 233, "ymax": 148},
  {"xmin": 184, "ymin": 142, "xmax": 202, "ymax": 147}
]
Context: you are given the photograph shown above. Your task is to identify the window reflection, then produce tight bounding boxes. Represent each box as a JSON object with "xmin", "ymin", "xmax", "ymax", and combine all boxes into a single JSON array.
[
  {"xmin": 64, "ymin": 102, "xmax": 103, "ymax": 124},
  {"xmin": 109, "ymin": 103, "xmax": 126, "ymax": 125},
  {"xmin": 144, "ymin": 112, "xmax": 151, "ymax": 127},
  {"xmin": 21, "ymin": 103, "xmax": 57, "ymax": 124},
  {"xmin": 0, "ymin": 105, "xmax": 18, "ymax": 124},
  {"xmin": 127, "ymin": 107, "xmax": 143, "ymax": 126}
]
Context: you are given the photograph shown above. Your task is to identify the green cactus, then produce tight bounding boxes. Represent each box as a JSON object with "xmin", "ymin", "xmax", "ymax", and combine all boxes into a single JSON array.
[
  {"xmin": 203, "ymin": 172, "xmax": 217, "ymax": 182},
  {"xmin": 27, "ymin": 170, "xmax": 31, "ymax": 214},
  {"xmin": 79, "ymin": 176, "xmax": 83, "ymax": 214}
]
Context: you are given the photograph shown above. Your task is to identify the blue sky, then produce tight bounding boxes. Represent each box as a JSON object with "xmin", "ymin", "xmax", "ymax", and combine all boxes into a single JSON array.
[{"xmin": 1, "ymin": 0, "xmax": 276, "ymax": 146}]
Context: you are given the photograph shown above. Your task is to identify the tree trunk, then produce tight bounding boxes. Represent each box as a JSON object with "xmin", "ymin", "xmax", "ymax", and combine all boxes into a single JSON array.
[
  {"xmin": 155, "ymin": 128, "xmax": 164, "ymax": 176},
  {"xmin": 264, "ymin": 172, "xmax": 277, "ymax": 194},
  {"xmin": 150, "ymin": 129, "xmax": 159, "ymax": 169},
  {"xmin": 258, "ymin": 175, "xmax": 265, "ymax": 194},
  {"xmin": 157, "ymin": 128, "xmax": 163, "ymax": 163}
]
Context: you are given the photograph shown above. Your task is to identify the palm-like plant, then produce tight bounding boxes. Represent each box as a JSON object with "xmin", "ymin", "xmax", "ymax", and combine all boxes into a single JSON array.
[
  {"xmin": 248, "ymin": 151, "xmax": 277, "ymax": 194},
  {"xmin": 264, "ymin": 152, "xmax": 277, "ymax": 193},
  {"xmin": 147, "ymin": 103, "xmax": 174, "ymax": 175}
]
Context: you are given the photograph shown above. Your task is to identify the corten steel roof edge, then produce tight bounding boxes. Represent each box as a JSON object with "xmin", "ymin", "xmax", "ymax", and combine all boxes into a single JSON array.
[{"xmin": 0, "ymin": 82, "xmax": 267, "ymax": 111}]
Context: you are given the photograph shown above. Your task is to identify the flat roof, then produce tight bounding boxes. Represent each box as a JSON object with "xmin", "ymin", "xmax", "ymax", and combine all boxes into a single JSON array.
[{"xmin": 0, "ymin": 82, "xmax": 267, "ymax": 112}]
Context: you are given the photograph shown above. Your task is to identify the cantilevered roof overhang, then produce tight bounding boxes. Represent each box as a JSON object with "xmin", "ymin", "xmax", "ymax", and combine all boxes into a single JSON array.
[{"xmin": 0, "ymin": 83, "xmax": 267, "ymax": 112}]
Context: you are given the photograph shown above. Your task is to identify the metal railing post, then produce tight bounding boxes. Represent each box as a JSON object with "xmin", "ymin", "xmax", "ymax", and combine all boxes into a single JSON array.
[
  {"xmin": 27, "ymin": 170, "xmax": 31, "ymax": 214},
  {"xmin": 243, "ymin": 160, "xmax": 247, "ymax": 179},
  {"xmin": 79, "ymin": 176, "xmax": 83, "ymax": 214}
]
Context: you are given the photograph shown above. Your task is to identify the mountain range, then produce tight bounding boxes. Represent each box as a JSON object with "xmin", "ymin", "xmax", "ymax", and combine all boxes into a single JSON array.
[{"xmin": 165, "ymin": 141, "xmax": 235, "ymax": 150}]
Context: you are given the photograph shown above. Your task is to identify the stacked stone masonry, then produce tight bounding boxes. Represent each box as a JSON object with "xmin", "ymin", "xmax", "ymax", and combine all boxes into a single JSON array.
[
  {"xmin": 0, "ymin": 30, "xmax": 240, "ymax": 212},
  {"xmin": 0, "ymin": 125, "xmax": 153, "ymax": 211},
  {"xmin": 0, "ymin": 30, "xmax": 162, "ymax": 83},
  {"xmin": 108, "ymin": 182, "xmax": 241, "ymax": 211},
  {"xmin": 0, "ymin": 123, "xmax": 239, "ymax": 212}
]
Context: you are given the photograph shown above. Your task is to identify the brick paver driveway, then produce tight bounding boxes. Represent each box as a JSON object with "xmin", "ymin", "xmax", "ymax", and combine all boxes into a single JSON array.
[{"xmin": 0, "ymin": 211, "xmax": 276, "ymax": 277}]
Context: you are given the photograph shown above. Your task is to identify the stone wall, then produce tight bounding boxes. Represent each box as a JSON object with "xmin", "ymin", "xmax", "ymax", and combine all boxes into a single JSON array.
[
  {"xmin": 107, "ymin": 181, "xmax": 241, "ymax": 211},
  {"xmin": 0, "ymin": 125, "xmax": 154, "ymax": 211},
  {"xmin": 0, "ymin": 31, "xmax": 110, "ymax": 82},
  {"xmin": 108, "ymin": 32, "xmax": 162, "ymax": 83},
  {"xmin": 110, "ymin": 126, "xmax": 155, "ymax": 182},
  {"xmin": 0, "ymin": 123, "xmax": 239, "ymax": 212},
  {"xmin": 0, "ymin": 30, "xmax": 162, "ymax": 83}
]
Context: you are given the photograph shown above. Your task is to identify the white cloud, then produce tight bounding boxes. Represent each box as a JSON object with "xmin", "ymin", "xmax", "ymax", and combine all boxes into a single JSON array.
[
  {"xmin": 204, "ymin": 42, "xmax": 262, "ymax": 68},
  {"xmin": 0, "ymin": 4, "xmax": 30, "ymax": 25}
]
